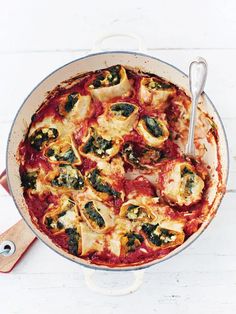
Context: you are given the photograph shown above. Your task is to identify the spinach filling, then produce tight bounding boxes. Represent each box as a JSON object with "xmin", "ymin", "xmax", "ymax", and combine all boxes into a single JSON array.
[
  {"xmin": 181, "ymin": 167, "xmax": 194, "ymax": 177},
  {"xmin": 45, "ymin": 199, "xmax": 75, "ymax": 231},
  {"xmin": 142, "ymin": 223, "xmax": 174, "ymax": 246},
  {"xmin": 123, "ymin": 143, "xmax": 142, "ymax": 168},
  {"xmin": 56, "ymin": 221, "xmax": 64, "ymax": 230},
  {"xmin": 185, "ymin": 176, "xmax": 195, "ymax": 194},
  {"xmin": 90, "ymin": 65, "xmax": 121, "ymax": 89},
  {"xmin": 57, "ymin": 211, "xmax": 67, "ymax": 230},
  {"xmin": 65, "ymin": 228, "xmax": 80, "ymax": 256},
  {"xmin": 29, "ymin": 128, "xmax": 58, "ymax": 151},
  {"xmin": 84, "ymin": 201, "xmax": 105, "ymax": 228},
  {"xmin": 51, "ymin": 164, "xmax": 84, "ymax": 190},
  {"xmin": 91, "ymin": 75, "xmax": 104, "ymax": 88},
  {"xmin": 148, "ymin": 80, "xmax": 172, "ymax": 90},
  {"xmin": 144, "ymin": 116, "xmax": 163, "ymax": 138},
  {"xmin": 82, "ymin": 132, "xmax": 113, "ymax": 157},
  {"xmin": 45, "ymin": 217, "xmax": 53, "ymax": 229},
  {"xmin": 181, "ymin": 167, "xmax": 195, "ymax": 195},
  {"xmin": 47, "ymin": 147, "xmax": 76, "ymax": 163},
  {"xmin": 123, "ymin": 143, "xmax": 160, "ymax": 168},
  {"xmin": 126, "ymin": 204, "xmax": 147, "ymax": 220},
  {"xmin": 106, "ymin": 65, "xmax": 121, "ymax": 86},
  {"xmin": 45, "ymin": 216, "xmax": 64, "ymax": 230},
  {"xmin": 111, "ymin": 103, "xmax": 135, "ymax": 117},
  {"xmin": 87, "ymin": 169, "xmax": 120, "ymax": 198},
  {"xmin": 64, "ymin": 93, "xmax": 78, "ymax": 113},
  {"xmin": 125, "ymin": 232, "xmax": 144, "ymax": 252},
  {"xmin": 21, "ymin": 171, "xmax": 38, "ymax": 189}
]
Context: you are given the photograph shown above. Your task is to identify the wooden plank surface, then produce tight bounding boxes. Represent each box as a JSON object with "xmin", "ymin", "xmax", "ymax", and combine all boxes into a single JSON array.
[
  {"xmin": 0, "ymin": 0, "xmax": 236, "ymax": 313},
  {"xmin": 0, "ymin": 219, "xmax": 36, "ymax": 273}
]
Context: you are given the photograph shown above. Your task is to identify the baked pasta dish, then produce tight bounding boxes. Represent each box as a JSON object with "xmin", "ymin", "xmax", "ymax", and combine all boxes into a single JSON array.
[{"xmin": 18, "ymin": 65, "xmax": 222, "ymax": 267}]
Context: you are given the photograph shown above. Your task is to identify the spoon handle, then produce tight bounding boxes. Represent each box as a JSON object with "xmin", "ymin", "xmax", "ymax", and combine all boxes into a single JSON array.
[{"xmin": 185, "ymin": 57, "xmax": 208, "ymax": 156}]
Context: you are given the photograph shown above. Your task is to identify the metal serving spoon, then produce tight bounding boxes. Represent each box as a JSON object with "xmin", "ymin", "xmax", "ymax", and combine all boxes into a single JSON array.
[{"xmin": 185, "ymin": 58, "xmax": 208, "ymax": 157}]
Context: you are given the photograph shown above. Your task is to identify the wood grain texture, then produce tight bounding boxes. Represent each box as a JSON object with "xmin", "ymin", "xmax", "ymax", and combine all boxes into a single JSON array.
[
  {"xmin": 0, "ymin": 170, "xmax": 37, "ymax": 273},
  {"xmin": 0, "ymin": 219, "xmax": 36, "ymax": 273}
]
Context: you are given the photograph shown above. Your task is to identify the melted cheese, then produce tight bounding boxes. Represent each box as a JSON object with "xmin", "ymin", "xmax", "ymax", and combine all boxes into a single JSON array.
[{"xmin": 97, "ymin": 157, "xmax": 125, "ymax": 177}]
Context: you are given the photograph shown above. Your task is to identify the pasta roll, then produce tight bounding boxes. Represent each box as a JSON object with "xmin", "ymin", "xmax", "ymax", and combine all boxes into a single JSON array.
[
  {"xmin": 45, "ymin": 164, "xmax": 85, "ymax": 192},
  {"xmin": 160, "ymin": 161, "xmax": 205, "ymax": 206},
  {"xmin": 43, "ymin": 196, "xmax": 80, "ymax": 235},
  {"xmin": 137, "ymin": 116, "xmax": 169, "ymax": 148},
  {"xmin": 79, "ymin": 127, "xmax": 121, "ymax": 162},
  {"xmin": 88, "ymin": 65, "xmax": 131, "ymax": 102},
  {"xmin": 44, "ymin": 136, "xmax": 81, "ymax": 165},
  {"xmin": 119, "ymin": 199, "xmax": 156, "ymax": 222},
  {"xmin": 142, "ymin": 222, "xmax": 185, "ymax": 250},
  {"xmin": 58, "ymin": 93, "xmax": 91, "ymax": 122},
  {"xmin": 97, "ymin": 102, "xmax": 139, "ymax": 137},
  {"xmin": 79, "ymin": 200, "xmax": 115, "ymax": 233},
  {"xmin": 139, "ymin": 77, "xmax": 176, "ymax": 110},
  {"xmin": 80, "ymin": 222, "xmax": 105, "ymax": 256},
  {"xmin": 85, "ymin": 168, "xmax": 122, "ymax": 201}
]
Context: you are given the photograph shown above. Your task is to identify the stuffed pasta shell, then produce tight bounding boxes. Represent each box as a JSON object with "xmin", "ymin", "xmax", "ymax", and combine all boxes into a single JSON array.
[
  {"xmin": 159, "ymin": 160, "xmax": 205, "ymax": 206},
  {"xmin": 58, "ymin": 93, "xmax": 91, "ymax": 122},
  {"xmin": 44, "ymin": 136, "xmax": 81, "ymax": 165},
  {"xmin": 79, "ymin": 200, "xmax": 115, "ymax": 233},
  {"xmin": 80, "ymin": 222, "xmax": 105, "ymax": 256},
  {"xmin": 43, "ymin": 196, "xmax": 80, "ymax": 234},
  {"xmin": 88, "ymin": 65, "xmax": 131, "ymax": 102},
  {"xmin": 139, "ymin": 77, "xmax": 176, "ymax": 110},
  {"xmin": 97, "ymin": 102, "xmax": 139, "ymax": 137},
  {"xmin": 85, "ymin": 168, "xmax": 122, "ymax": 201},
  {"xmin": 137, "ymin": 116, "xmax": 169, "ymax": 148},
  {"xmin": 79, "ymin": 127, "xmax": 121, "ymax": 161},
  {"xmin": 119, "ymin": 199, "xmax": 156, "ymax": 222},
  {"xmin": 45, "ymin": 164, "xmax": 85, "ymax": 192}
]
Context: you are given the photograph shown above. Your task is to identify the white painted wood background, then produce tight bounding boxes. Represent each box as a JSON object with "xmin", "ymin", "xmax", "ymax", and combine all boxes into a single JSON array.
[{"xmin": 0, "ymin": 0, "xmax": 236, "ymax": 313}]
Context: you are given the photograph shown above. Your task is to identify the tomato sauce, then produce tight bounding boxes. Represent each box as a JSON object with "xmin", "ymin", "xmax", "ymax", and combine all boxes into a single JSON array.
[
  {"xmin": 18, "ymin": 65, "xmax": 223, "ymax": 267},
  {"xmin": 124, "ymin": 176, "xmax": 156, "ymax": 197}
]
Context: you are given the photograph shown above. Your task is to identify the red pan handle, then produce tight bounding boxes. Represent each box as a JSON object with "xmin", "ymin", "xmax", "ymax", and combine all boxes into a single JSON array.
[{"xmin": 0, "ymin": 170, "xmax": 36, "ymax": 273}]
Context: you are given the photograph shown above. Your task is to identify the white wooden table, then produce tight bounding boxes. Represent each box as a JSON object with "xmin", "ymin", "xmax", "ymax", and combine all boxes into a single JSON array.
[{"xmin": 0, "ymin": 0, "xmax": 236, "ymax": 313}]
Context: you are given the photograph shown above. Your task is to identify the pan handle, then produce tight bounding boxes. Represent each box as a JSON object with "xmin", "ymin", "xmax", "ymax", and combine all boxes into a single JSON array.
[
  {"xmin": 91, "ymin": 33, "xmax": 147, "ymax": 53},
  {"xmin": 0, "ymin": 169, "xmax": 10, "ymax": 194},
  {"xmin": 83, "ymin": 268, "xmax": 144, "ymax": 296},
  {"xmin": 0, "ymin": 169, "xmax": 36, "ymax": 273}
]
